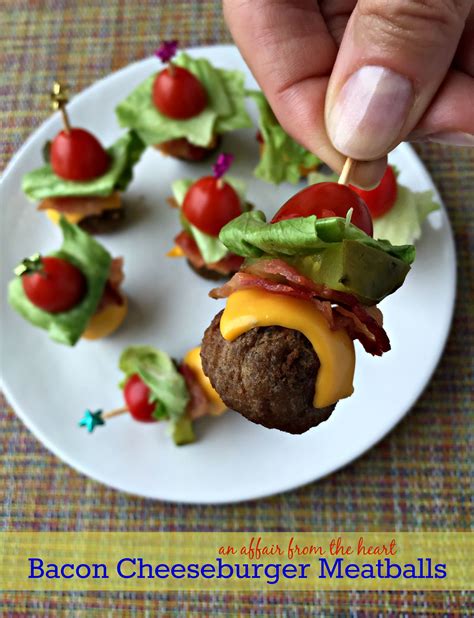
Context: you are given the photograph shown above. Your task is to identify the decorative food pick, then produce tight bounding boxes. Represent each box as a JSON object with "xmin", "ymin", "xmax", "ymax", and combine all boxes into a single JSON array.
[
  {"xmin": 152, "ymin": 39, "xmax": 208, "ymax": 120},
  {"xmin": 167, "ymin": 153, "xmax": 253, "ymax": 280},
  {"xmin": 199, "ymin": 175, "xmax": 416, "ymax": 434},
  {"xmin": 212, "ymin": 152, "xmax": 234, "ymax": 188},
  {"xmin": 48, "ymin": 81, "xmax": 110, "ymax": 182},
  {"xmin": 8, "ymin": 217, "xmax": 128, "ymax": 346},
  {"xmin": 78, "ymin": 346, "xmax": 226, "ymax": 446},
  {"xmin": 50, "ymin": 81, "xmax": 71, "ymax": 132}
]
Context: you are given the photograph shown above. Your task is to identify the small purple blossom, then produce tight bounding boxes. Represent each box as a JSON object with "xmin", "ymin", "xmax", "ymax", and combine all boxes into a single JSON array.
[
  {"xmin": 212, "ymin": 153, "xmax": 234, "ymax": 179},
  {"xmin": 155, "ymin": 40, "xmax": 178, "ymax": 63}
]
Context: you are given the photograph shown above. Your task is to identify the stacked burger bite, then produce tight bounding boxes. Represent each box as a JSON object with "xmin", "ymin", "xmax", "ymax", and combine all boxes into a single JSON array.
[{"xmin": 201, "ymin": 182, "xmax": 415, "ymax": 434}]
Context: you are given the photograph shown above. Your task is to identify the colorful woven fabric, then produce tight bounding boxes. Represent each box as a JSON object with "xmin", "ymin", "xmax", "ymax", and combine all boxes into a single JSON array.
[{"xmin": 1, "ymin": 1, "xmax": 472, "ymax": 615}]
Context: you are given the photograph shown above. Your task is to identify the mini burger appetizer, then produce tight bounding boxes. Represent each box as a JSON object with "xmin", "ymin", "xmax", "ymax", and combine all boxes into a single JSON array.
[
  {"xmin": 308, "ymin": 165, "xmax": 439, "ymax": 245},
  {"xmin": 249, "ymin": 91, "xmax": 321, "ymax": 184},
  {"xmin": 167, "ymin": 153, "xmax": 252, "ymax": 280},
  {"xmin": 200, "ymin": 180, "xmax": 415, "ymax": 434},
  {"xmin": 115, "ymin": 41, "xmax": 252, "ymax": 161},
  {"xmin": 78, "ymin": 345, "xmax": 226, "ymax": 445},
  {"xmin": 22, "ymin": 82, "xmax": 145, "ymax": 233},
  {"xmin": 8, "ymin": 217, "xmax": 127, "ymax": 346}
]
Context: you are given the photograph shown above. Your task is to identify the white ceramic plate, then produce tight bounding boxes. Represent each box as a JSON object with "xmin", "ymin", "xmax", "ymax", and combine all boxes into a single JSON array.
[{"xmin": 0, "ymin": 45, "xmax": 456, "ymax": 504}]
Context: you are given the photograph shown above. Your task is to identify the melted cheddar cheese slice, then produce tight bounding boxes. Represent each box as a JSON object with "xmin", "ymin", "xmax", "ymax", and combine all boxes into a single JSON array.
[
  {"xmin": 82, "ymin": 296, "xmax": 128, "ymax": 340},
  {"xmin": 45, "ymin": 193, "xmax": 122, "ymax": 226},
  {"xmin": 220, "ymin": 288, "xmax": 355, "ymax": 408},
  {"xmin": 183, "ymin": 347, "xmax": 226, "ymax": 415}
]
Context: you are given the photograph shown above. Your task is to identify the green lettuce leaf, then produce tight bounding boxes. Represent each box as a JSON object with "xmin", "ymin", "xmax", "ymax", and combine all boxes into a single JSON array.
[
  {"xmin": 22, "ymin": 131, "xmax": 145, "ymax": 201},
  {"xmin": 373, "ymin": 186, "xmax": 439, "ymax": 245},
  {"xmin": 248, "ymin": 91, "xmax": 320, "ymax": 185},
  {"xmin": 171, "ymin": 176, "xmax": 248, "ymax": 264},
  {"xmin": 119, "ymin": 345, "xmax": 190, "ymax": 423},
  {"xmin": 115, "ymin": 53, "xmax": 252, "ymax": 147},
  {"xmin": 219, "ymin": 210, "xmax": 415, "ymax": 264},
  {"xmin": 8, "ymin": 218, "xmax": 112, "ymax": 346}
]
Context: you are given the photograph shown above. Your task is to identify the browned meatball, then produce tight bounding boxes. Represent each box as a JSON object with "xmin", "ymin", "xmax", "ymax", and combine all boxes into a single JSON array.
[
  {"xmin": 201, "ymin": 310, "xmax": 336, "ymax": 434},
  {"xmin": 78, "ymin": 206, "xmax": 125, "ymax": 234}
]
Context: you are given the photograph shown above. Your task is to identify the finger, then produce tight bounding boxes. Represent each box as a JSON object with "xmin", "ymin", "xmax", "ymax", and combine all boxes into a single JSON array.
[
  {"xmin": 455, "ymin": 5, "xmax": 474, "ymax": 76},
  {"xmin": 325, "ymin": 0, "xmax": 472, "ymax": 160},
  {"xmin": 224, "ymin": 0, "xmax": 386, "ymax": 186},
  {"xmin": 408, "ymin": 70, "xmax": 474, "ymax": 146},
  {"xmin": 320, "ymin": 0, "xmax": 356, "ymax": 45}
]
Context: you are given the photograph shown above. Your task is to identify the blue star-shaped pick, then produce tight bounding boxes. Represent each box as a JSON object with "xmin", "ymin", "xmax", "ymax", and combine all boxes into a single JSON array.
[{"xmin": 78, "ymin": 409, "xmax": 105, "ymax": 433}]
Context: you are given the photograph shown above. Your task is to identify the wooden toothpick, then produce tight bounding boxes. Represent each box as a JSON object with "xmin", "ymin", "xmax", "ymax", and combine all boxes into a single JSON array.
[
  {"xmin": 102, "ymin": 405, "xmax": 129, "ymax": 420},
  {"xmin": 338, "ymin": 157, "xmax": 354, "ymax": 185},
  {"xmin": 50, "ymin": 81, "xmax": 71, "ymax": 133}
]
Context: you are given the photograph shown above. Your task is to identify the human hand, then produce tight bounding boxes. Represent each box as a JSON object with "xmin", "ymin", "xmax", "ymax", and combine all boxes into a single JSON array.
[{"xmin": 224, "ymin": 0, "xmax": 474, "ymax": 187}]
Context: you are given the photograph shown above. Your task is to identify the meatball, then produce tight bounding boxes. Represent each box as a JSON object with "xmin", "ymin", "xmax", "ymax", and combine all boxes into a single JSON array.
[{"xmin": 201, "ymin": 310, "xmax": 336, "ymax": 434}]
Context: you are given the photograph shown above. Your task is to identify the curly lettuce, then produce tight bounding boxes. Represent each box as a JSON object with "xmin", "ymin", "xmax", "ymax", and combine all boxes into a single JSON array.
[
  {"xmin": 248, "ymin": 90, "xmax": 320, "ymax": 185},
  {"xmin": 22, "ymin": 131, "xmax": 145, "ymax": 201},
  {"xmin": 8, "ymin": 218, "xmax": 112, "ymax": 346},
  {"xmin": 219, "ymin": 210, "xmax": 415, "ymax": 264},
  {"xmin": 171, "ymin": 176, "xmax": 248, "ymax": 264},
  {"xmin": 115, "ymin": 53, "xmax": 252, "ymax": 147},
  {"xmin": 119, "ymin": 345, "xmax": 193, "ymax": 445}
]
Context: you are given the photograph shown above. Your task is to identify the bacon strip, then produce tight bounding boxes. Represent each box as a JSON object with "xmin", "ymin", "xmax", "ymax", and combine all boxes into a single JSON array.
[
  {"xmin": 179, "ymin": 363, "xmax": 211, "ymax": 420},
  {"xmin": 96, "ymin": 257, "xmax": 125, "ymax": 312},
  {"xmin": 174, "ymin": 231, "xmax": 244, "ymax": 275},
  {"xmin": 210, "ymin": 261, "xmax": 391, "ymax": 356}
]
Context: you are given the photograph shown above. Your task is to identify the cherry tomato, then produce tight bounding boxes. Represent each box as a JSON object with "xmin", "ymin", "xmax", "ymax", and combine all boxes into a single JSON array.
[
  {"xmin": 350, "ymin": 165, "xmax": 398, "ymax": 219},
  {"xmin": 21, "ymin": 256, "xmax": 87, "ymax": 313},
  {"xmin": 182, "ymin": 176, "xmax": 242, "ymax": 236},
  {"xmin": 123, "ymin": 374, "xmax": 157, "ymax": 422},
  {"xmin": 272, "ymin": 182, "xmax": 373, "ymax": 236},
  {"xmin": 51, "ymin": 128, "xmax": 109, "ymax": 181},
  {"xmin": 152, "ymin": 66, "xmax": 207, "ymax": 119}
]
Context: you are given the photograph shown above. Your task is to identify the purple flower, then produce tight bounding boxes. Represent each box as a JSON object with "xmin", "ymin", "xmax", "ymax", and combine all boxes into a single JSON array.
[
  {"xmin": 212, "ymin": 153, "xmax": 234, "ymax": 179},
  {"xmin": 155, "ymin": 40, "xmax": 178, "ymax": 63}
]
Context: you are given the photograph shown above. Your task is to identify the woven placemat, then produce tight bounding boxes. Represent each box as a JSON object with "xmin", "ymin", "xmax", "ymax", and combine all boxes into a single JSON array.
[{"xmin": 1, "ymin": 1, "xmax": 472, "ymax": 614}]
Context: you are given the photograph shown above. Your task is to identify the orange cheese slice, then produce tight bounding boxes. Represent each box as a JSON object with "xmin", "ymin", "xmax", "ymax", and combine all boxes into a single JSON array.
[
  {"xmin": 183, "ymin": 347, "xmax": 226, "ymax": 415},
  {"xmin": 220, "ymin": 288, "xmax": 355, "ymax": 408},
  {"xmin": 82, "ymin": 296, "xmax": 128, "ymax": 341}
]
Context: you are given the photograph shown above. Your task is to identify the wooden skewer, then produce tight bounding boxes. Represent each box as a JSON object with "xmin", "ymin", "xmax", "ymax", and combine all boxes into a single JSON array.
[
  {"xmin": 338, "ymin": 157, "xmax": 354, "ymax": 185},
  {"xmin": 51, "ymin": 81, "xmax": 71, "ymax": 134},
  {"xmin": 102, "ymin": 406, "xmax": 128, "ymax": 420}
]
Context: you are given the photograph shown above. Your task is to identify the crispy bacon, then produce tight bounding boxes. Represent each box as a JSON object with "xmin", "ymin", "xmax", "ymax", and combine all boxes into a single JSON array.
[
  {"xmin": 96, "ymin": 257, "xmax": 125, "ymax": 312},
  {"xmin": 38, "ymin": 192, "xmax": 121, "ymax": 216},
  {"xmin": 210, "ymin": 260, "xmax": 391, "ymax": 356},
  {"xmin": 179, "ymin": 363, "xmax": 210, "ymax": 420},
  {"xmin": 174, "ymin": 231, "xmax": 244, "ymax": 275}
]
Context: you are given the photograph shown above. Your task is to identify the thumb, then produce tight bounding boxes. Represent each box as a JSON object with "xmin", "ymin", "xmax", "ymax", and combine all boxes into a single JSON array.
[{"xmin": 325, "ymin": 0, "xmax": 472, "ymax": 160}]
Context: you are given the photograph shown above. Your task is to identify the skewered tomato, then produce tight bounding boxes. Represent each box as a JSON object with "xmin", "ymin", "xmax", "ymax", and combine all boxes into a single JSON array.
[
  {"xmin": 182, "ymin": 177, "xmax": 241, "ymax": 236},
  {"xmin": 21, "ymin": 256, "xmax": 87, "ymax": 313},
  {"xmin": 272, "ymin": 182, "xmax": 373, "ymax": 236},
  {"xmin": 350, "ymin": 166, "xmax": 397, "ymax": 219},
  {"xmin": 51, "ymin": 128, "xmax": 109, "ymax": 181},
  {"xmin": 153, "ymin": 66, "xmax": 207, "ymax": 119},
  {"xmin": 123, "ymin": 374, "xmax": 157, "ymax": 422}
]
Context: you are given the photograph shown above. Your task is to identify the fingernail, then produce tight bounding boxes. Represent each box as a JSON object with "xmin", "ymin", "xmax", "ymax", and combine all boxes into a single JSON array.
[
  {"xmin": 427, "ymin": 131, "xmax": 474, "ymax": 147},
  {"xmin": 327, "ymin": 66, "xmax": 414, "ymax": 159}
]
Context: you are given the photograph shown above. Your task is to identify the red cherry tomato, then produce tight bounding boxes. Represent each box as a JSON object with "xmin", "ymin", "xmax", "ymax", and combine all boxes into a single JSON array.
[
  {"xmin": 272, "ymin": 182, "xmax": 373, "ymax": 236},
  {"xmin": 182, "ymin": 176, "xmax": 242, "ymax": 236},
  {"xmin": 152, "ymin": 66, "xmax": 207, "ymax": 119},
  {"xmin": 350, "ymin": 165, "xmax": 398, "ymax": 219},
  {"xmin": 51, "ymin": 128, "xmax": 109, "ymax": 181},
  {"xmin": 123, "ymin": 374, "xmax": 157, "ymax": 423},
  {"xmin": 21, "ymin": 256, "xmax": 87, "ymax": 313}
]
